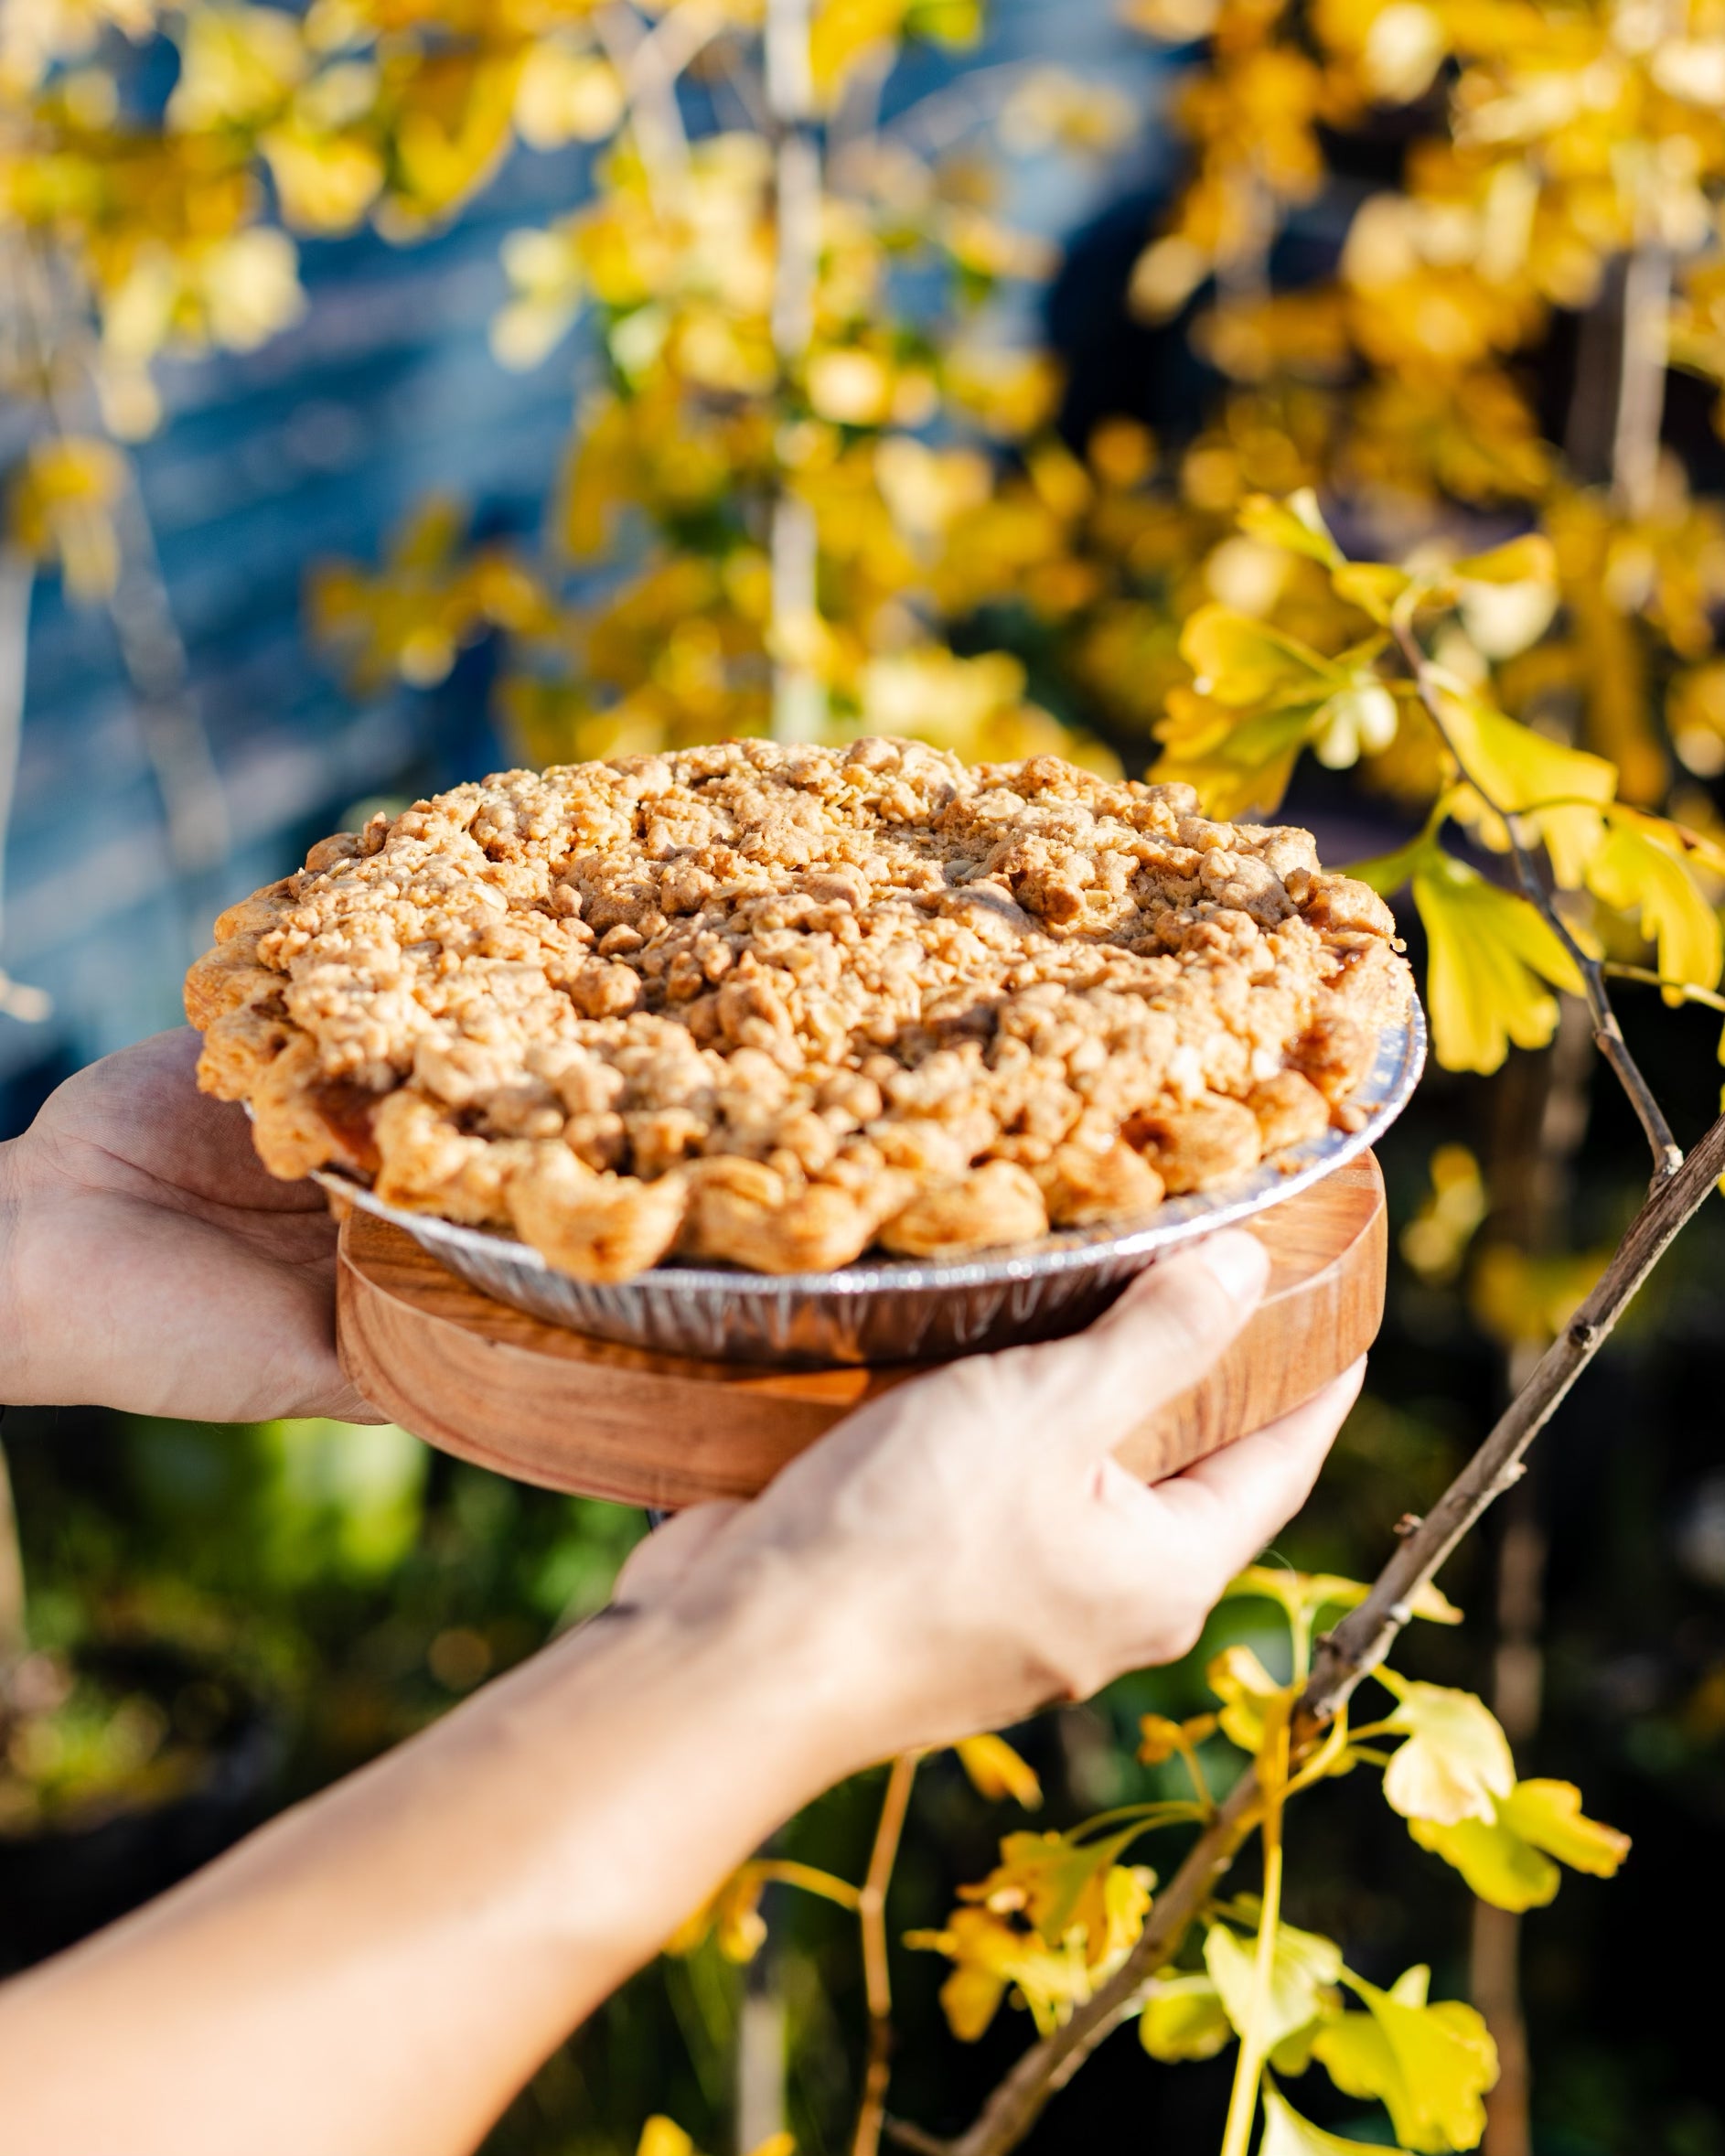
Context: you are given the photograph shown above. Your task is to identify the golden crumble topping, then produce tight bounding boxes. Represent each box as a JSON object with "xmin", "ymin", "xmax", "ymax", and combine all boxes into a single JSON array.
[{"xmin": 185, "ymin": 738, "xmax": 1410, "ymax": 1282}]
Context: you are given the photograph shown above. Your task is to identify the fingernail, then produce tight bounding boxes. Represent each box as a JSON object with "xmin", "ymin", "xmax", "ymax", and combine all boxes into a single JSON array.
[{"xmin": 1193, "ymin": 1229, "xmax": 1268, "ymax": 1303}]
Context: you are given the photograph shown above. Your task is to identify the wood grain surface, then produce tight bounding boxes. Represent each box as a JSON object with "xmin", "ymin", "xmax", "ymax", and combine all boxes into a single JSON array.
[{"xmin": 338, "ymin": 1152, "xmax": 1387, "ymax": 1509}]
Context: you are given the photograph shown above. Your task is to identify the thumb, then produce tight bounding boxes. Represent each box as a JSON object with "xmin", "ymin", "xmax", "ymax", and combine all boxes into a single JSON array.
[{"xmin": 977, "ymin": 1229, "xmax": 1270, "ymax": 1466}]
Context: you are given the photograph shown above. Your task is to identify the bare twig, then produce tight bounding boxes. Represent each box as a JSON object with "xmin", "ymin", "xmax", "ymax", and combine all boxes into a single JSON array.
[
  {"xmin": 898, "ymin": 1106, "xmax": 1725, "ymax": 2156},
  {"xmin": 883, "ymin": 2121, "xmax": 950, "ymax": 2156},
  {"xmin": 1389, "ymin": 614, "xmax": 1682, "ymax": 1182},
  {"xmin": 1303, "ymin": 1104, "xmax": 1725, "ymax": 1710},
  {"xmin": 853, "ymin": 1752, "xmax": 919, "ymax": 2156}
]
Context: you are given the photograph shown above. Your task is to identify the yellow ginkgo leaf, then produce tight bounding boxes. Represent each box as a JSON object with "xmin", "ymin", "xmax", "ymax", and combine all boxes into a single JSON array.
[
  {"xmin": 1137, "ymin": 1711, "xmax": 1217, "ymax": 1764},
  {"xmin": 905, "ymin": 1904, "xmax": 1093, "ymax": 2041},
  {"xmin": 1452, "ymin": 534, "xmax": 1558, "ymax": 588},
  {"xmin": 1206, "ymin": 1642, "xmax": 1291, "ymax": 1755},
  {"xmin": 664, "ymin": 1861, "xmax": 768, "ymax": 1962},
  {"xmin": 637, "ymin": 2120, "xmax": 697, "ymax": 2156},
  {"xmin": 1332, "ymin": 559, "xmax": 1417, "ymax": 624},
  {"xmin": 959, "ymin": 1827, "xmax": 1152, "ymax": 1964},
  {"xmin": 7, "ymin": 435, "xmax": 127, "ymax": 603},
  {"xmin": 1412, "ymin": 850, "xmax": 1584, "ymax": 1074},
  {"xmin": 1437, "ymin": 692, "xmax": 1614, "ymax": 886},
  {"xmin": 1227, "ymin": 1566, "xmax": 1462, "ymax": 1627},
  {"xmin": 1452, "ymin": 533, "xmax": 1560, "ymax": 659},
  {"xmin": 515, "ymin": 42, "xmax": 625, "ymax": 149},
  {"xmin": 636, "ymin": 2119, "xmax": 792, "ymax": 2156},
  {"xmin": 1139, "ymin": 1970, "xmax": 1234, "ymax": 2061},
  {"xmin": 1205, "ymin": 1914, "xmax": 1343, "ymax": 2058},
  {"xmin": 1409, "ymin": 1778, "xmax": 1631, "ymax": 1912},
  {"xmin": 1260, "ymin": 2081, "xmax": 1411, "ymax": 2156},
  {"xmin": 167, "ymin": 2, "xmax": 305, "ymax": 131},
  {"xmin": 1377, "ymin": 1675, "xmax": 1515, "ymax": 1826},
  {"xmin": 954, "ymin": 1733, "xmax": 1043, "ymax": 1807},
  {"xmin": 1496, "ymin": 1778, "xmax": 1632, "ymax": 1875},
  {"xmin": 1152, "ymin": 692, "xmax": 1318, "ymax": 819},
  {"xmin": 1587, "ymin": 814, "xmax": 1723, "ymax": 1001},
  {"xmin": 262, "ymin": 125, "xmax": 385, "ymax": 235},
  {"xmin": 1312, "ymin": 1968, "xmax": 1498, "ymax": 2154},
  {"xmin": 1237, "ymin": 488, "xmax": 1342, "ymax": 567},
  {"xmin": 1313, "ymin": 681, "xmax": 1400, "ymax": 768},
  {"xmin": 1179, "ymin": 605, "xmax": 1340, "ymax": 707}
]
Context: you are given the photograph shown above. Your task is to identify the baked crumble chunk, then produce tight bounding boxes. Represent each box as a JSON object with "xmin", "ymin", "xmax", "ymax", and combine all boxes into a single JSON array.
[{"xmin": 185, "ymin": 739, "xmax": 1411, "ymax": 1282}]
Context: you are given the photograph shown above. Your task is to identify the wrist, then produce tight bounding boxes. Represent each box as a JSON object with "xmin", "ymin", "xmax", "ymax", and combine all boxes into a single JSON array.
[{"xmin": 649, "ymin": 1544, "xmax": 916, "ymax": 1782}]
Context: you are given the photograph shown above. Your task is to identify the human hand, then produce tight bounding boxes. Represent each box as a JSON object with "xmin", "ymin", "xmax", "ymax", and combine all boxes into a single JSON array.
[
  {"xmin": 0, "ymin": 1028, "xmax": 377, "ymax": 1422},
  {"xmin": 619, "ymin": 1232, "xmax": 1360, "ymax": 1768}
]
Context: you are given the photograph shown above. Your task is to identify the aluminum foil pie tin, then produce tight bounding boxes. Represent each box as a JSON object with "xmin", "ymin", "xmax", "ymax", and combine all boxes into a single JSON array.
[{"xmin": 317, "ymin": 999, "xmax": 1425, "ymax": 1368}]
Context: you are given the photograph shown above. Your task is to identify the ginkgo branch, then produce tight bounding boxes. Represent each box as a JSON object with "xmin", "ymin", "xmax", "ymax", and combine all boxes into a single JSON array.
[
  {"xmin": 853, "ymin": 1751, "xmax": 920, "ymax": 2156},
  {"xmin": 1302, "ymin": 1104, "xmax": 1725, "ymax": 1708},
  {"xmin": 1601, "ymin": 962, "xmax": 1725, "ymax": 1014},
  {"xmin": 1388, "ymin": 613, "xmax": 1683, "ymax": 1183},
  {"xmin": 892, "ymin": 1106, "xmax": 1725, "ymax": 2156},
  {"xmin": 884, "ymin": 1776, "xmax": 1263, "ymax": 2155}
]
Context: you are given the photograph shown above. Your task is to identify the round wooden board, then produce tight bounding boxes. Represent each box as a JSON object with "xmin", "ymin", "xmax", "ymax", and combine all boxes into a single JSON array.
[{"xmin": 337, "ymin": 1152, "xmax": 1386, "ymax": 1510}]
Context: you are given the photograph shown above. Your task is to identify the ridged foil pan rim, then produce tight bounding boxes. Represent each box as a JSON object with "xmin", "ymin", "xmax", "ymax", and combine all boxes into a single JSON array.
[{"xmin": 315, "ymin": 996, "xmax": 1424, "ymax": 1303}]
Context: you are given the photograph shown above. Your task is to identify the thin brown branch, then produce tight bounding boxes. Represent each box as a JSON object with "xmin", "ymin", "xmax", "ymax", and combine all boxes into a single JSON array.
[
  {"xmin": 1390, "ymin": 615, "xmax": 1681, "ymax": 1182},
  {"xmin": 902, "ymin": 1107, "xmax": 1725, "ymax": 2156},
  {"xmin": 852, "ymin": 1752, "xmax": 920, "ymax": 2156},
  {"xmin": 1304, "ymin": 1103, "xmax": 1725, "ymax": 1709},
  {"xmin": 883, "ymin": 2120, "xmax": 951, "ymax": 2155}
]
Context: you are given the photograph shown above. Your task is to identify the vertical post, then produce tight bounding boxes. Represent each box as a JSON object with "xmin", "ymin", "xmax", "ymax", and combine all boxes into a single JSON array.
[
  {"xmin": 766, "ymin": 0, "xmax": 825, "ymax": 743},
  {"xmin": 1472, "ymin": 886, "xmax": 1592, "ymax": 2156},
  {"xmin": 1611, "ymin": 241, "xmax": 1672, "ymax": 523},
  {"xmin": 0, "ymin": 544, "xmax": 48, "ymax": 1023},
  {"xmin": 735, "ymin": 1945, "xmax": 789, "ymax": 2153}
]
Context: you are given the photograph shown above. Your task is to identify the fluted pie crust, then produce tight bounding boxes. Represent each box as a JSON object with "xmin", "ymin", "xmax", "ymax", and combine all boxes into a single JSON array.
[{"xmin": 185, "ymin": 738, "xmax": 1411, "ymax": 1284}]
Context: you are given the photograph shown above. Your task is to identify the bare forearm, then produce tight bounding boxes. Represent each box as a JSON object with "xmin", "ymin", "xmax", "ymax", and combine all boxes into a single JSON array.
[{"xmin": 0, "ymin": 1582, "xmax": 873, "ymax": 2156}]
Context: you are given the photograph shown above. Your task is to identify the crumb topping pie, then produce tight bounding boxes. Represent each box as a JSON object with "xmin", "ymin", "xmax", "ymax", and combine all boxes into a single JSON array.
[{"xmin": 185, "ymin": 738, "xmax": 1411, "ymax": 1282}]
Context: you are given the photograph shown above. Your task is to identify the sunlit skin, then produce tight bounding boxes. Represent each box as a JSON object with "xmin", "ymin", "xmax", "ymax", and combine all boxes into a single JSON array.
[
  {"xmin": 0, "ymin": 1029, "xmax": 376, "ymax": 1422},
  {"xmin": 0, "ymin": 1032, "xmax": 1360, "ymax": 2156}
]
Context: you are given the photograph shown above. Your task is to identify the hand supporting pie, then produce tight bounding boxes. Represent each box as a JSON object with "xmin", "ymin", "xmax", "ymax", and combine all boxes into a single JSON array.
[
  {"xmin": 0, "ymin": 1029, "xmax": 378, "ymax": 1422},
  {"xmin": 0, "ymin": 1226, "xmax": 1360, "ymax": 2156}
]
